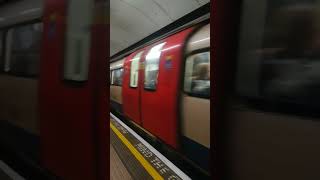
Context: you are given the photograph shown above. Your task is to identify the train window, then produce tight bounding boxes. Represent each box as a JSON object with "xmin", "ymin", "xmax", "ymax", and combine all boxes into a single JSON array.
[
  {"xmin": 144, "ymin": 42, "xmax": 166, "ymax": 90},
  {"xmin": 130, "ymin": 51, "xmax": 143, "ymax": 88},
  {"xmin": 7, "ymin": 23, "xmax": 42, "ymax": 77},
  {"xmin": 184, "ymin": 51, "xmax": 210, "ymax": 98},
  {"xmin": 112, "ymin": 68, "xmax": 123, "ymax": 86},
  {"xmin": 236, "ymin": 0, "xmax": 320, "ymax": 107}
]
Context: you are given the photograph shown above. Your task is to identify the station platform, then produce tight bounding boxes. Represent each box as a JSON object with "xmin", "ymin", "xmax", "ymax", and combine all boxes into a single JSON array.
[{"xmin": 110, "ymin": 113, "xmax": 191, "ymax": 180}]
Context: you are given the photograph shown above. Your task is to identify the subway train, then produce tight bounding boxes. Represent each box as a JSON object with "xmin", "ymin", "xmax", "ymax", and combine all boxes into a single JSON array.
[
  {"xmin": 110, "ymin": 22, "xmax": 210, "ymax": 171},
  {"xmin": 0, "ymin": 0, "xmax": 43, "ymax": 149},
  {"xmin": 215, "ymin": 0, "xmax": 320, "ymax": 180},
  {"xmin": 0, "ymin": 0, "xmax": 109, "ymax": 179}
]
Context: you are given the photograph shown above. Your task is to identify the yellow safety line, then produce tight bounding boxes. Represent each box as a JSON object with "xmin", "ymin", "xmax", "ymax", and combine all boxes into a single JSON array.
[{"xmin": 110, "ymin": 122, "xmax": 164, "ymax": 180}]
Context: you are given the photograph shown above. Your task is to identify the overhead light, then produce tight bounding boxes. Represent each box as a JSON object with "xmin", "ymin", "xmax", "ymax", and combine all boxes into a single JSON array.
[
  {"xmin": 161, "ymin": 44, "xmax": 180, "ymax": 52},
  {"xmin": 20, "ymin": 8, "xmax": 41, "ymax": 15},
  {"xmin": 191, "ymin": 37, "xmax": 210, "ymax": 44}
]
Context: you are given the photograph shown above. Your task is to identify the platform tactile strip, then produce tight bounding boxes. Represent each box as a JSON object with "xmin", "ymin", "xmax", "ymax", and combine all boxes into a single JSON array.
[{"xmin": 110, "ymin": 114, "xmax": 191, "ymax": 180}]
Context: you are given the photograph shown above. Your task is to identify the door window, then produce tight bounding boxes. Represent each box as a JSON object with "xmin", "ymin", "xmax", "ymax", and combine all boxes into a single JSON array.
[
  {"xmin": 144, "ymin": 42, "xmax": 166, "ymax": 90},
  {"xmin": 64, "ymin": 0, "xmax": 93, "ymax": 81},
  {"xmin": 130, "ymin": 51, "xmax": 143, "ymax": 88}
]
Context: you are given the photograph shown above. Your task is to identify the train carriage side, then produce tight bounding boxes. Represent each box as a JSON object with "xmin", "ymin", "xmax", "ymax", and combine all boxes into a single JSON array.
[
  {"xmin": 0, "ymin": 0, "xmax": 43, "ymax": 162},
  {"xmin": 122, "ymin": 26, "xmax": 195, "ymax": 149},
  {"xmin": 122, "ymin": 50, "xmax": 147, "ymax": 125},
  {"xmin": 180, "ymin": 23, "xmax": 210, "ymax": 170},
  {"xmin": 221, "ymin": 1, "xmax": 320, "ymax": 179},
  {"xmin": 110, "ymin": 58, "xmax": 124, "ymax": 113},
  {"xmin": 120, "ymin": 23, "xmax": 210, "ymax": 172}
]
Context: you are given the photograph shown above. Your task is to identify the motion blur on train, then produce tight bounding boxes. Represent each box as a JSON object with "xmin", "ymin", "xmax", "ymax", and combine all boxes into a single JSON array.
[
  {"xmin": 110, "ymin": 22, "xmax": 210, "ymax": 172},
  {"xmin": 0, "ymin": 0, "xmax": 108, "ymax": 179},
  {"xmin": 0, "ymin": 0, "xmax": 43, "ymax": 158},
  {"xmin": 219, "ymin": 0, "xmax": 320, "ymax": 179}
]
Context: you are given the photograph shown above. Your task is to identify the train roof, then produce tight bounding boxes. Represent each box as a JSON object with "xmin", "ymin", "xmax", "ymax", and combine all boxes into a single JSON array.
[{"xmin": 0, "ymin": 0, "xmax": 43, "ymax": 28}]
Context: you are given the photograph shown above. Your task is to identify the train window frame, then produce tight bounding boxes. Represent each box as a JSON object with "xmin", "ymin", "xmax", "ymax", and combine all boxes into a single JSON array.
[
  {"xmin": 183, "ymin": 49, "xmax": 210, "ymax": 99},
  {"xmin": 3, "ymin": 21, "xmax": 43, "ymax": 78},
  {"xmin": 111, "ymin": 67, "xmax": 123, "ymax": 87},
  {"xmin": 130, "ymin": 51, "xmax": 143, "ymax": 88},
  {"xmin": 144, "ymin": 42, "xmax": 166, "ymax": 91},
  {"xmin": 111, "ymin": 70, "xmax": 115, "ymax": 85},
  {"xmin": 110, "ymin": 71, "xmax": 112, "ymax": 85}
]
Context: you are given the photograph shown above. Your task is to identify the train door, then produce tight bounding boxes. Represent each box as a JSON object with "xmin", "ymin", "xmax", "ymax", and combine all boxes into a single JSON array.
[
  {"xmin": 39, "ymin": 0, "xmax": 108, "ymax": 180},
  {"xmin": 122, "ymin": 50, "xmax": 145, "ymax": 125},
  {"xmin": 140, "ymin": 28, "xmax": 193, "ymax": 148}
]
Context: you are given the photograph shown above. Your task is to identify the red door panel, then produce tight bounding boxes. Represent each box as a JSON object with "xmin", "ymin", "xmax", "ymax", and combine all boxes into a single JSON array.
[
  {"xmin": 122, "ymin": 50, "xmax": 146, "ymax": 125},
  {"xmin": 140, "ymin": 28, "xmax": 193, "ymax": 148},
  {"xmin": 40, "ymin": 1, "xmax": 108, "ymax": 179}
]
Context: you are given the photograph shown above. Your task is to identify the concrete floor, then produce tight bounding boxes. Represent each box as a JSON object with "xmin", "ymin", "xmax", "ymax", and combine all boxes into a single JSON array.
[{"xmin": 110, "ymin": 145, "xmax": 132, "ymax": 180}]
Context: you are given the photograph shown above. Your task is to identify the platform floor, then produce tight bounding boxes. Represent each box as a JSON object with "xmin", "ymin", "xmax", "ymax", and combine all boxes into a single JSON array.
[
  {"xmin": 110, "ymin": 113, "xmax": 191, "ymax": 180},
  {"xmin": 110, "ymin": 145, "xmax": 132, "ymax": 180}
]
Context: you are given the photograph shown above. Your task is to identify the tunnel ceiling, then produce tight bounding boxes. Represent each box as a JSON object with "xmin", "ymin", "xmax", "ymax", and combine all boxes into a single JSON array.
[{"xmin": 110, "ymin": 0, "xmax": 209, "ymax": 56}]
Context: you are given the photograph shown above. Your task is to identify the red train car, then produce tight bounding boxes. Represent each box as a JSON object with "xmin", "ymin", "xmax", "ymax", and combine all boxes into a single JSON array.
[
  {"xmin": 110, "ymin": 22, "xmax": 210, "ymax": 171},
  {"xmin": 0, "ymin": 0, "xmax": 108, "ymax": 179}
]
